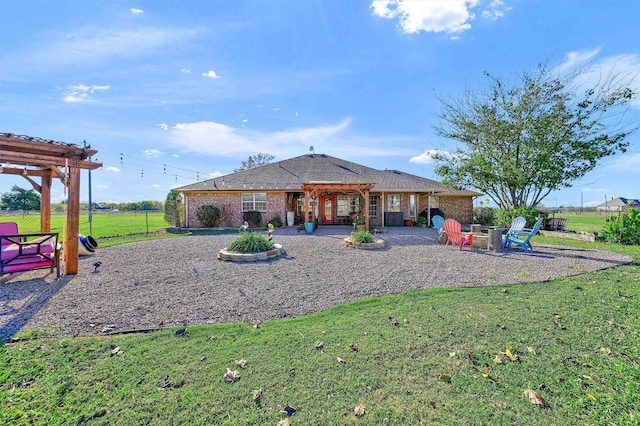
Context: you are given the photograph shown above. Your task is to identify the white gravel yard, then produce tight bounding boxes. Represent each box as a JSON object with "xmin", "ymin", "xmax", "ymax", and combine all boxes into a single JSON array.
[{"xmin": 0, "ymin": 226, "xmax": 631, "ymax": 340}]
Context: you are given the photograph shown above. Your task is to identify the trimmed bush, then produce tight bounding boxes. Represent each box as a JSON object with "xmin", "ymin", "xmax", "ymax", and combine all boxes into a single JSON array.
[
  {"xmin": 495, "ymin": 207, "xmax": 545, "ymax": 228},
  {"xmin": 473, "ymin": 207, "xmax": 495, "ymax": 226},
  {"xmin": 269, "ymin": 214, "xmax": 283, "ymax": 228},
  {"xmin": 197, "ymin": 205, "xmax": 221, "ymax": 227},
  {"xmin": 227, "ymin": 231, "xmax": 274, "ymax": 253},
  {"xmin": 243, "ymin": 211, "xmax": 262, "ymax": 228}
]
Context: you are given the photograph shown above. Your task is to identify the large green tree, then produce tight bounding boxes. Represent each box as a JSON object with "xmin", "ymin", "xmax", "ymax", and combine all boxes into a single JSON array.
[
  {"xmin": 432, "ymin": 64, "xmax": 637, "ymax": 210},
  {"xmin": 234, "ymin": 153, "xmax": 275, "ymax": 172},
  {"xmin": 0, "ymin": 185, "xmax": 41, "ymax": 210}
]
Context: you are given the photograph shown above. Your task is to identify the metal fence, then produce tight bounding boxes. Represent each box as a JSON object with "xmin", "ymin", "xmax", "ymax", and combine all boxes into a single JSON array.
[{"xmin": 0, "ymin": 210, "xmax": 171, "ymax": 239}]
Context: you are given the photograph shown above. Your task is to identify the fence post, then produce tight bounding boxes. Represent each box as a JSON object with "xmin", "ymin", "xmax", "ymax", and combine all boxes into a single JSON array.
[{"xmin": 146, "ymin": 211, "xmax": 149, "ymax": 236}]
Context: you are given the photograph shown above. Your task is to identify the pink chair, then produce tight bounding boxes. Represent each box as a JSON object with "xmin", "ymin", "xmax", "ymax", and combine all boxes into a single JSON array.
[{"xmin": 443, "ymin": 219, "xmax": 473, "ymax": 250}]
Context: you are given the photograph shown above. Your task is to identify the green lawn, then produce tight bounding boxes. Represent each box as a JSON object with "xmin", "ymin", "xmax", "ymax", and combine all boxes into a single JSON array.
[
  {"xmin": 555, "ymin": 211, "xmax": 612, "ymax": 234},
  {"xmin": 0, "ymin": 211, "xmax": 171, "ymax": 238},
  {"xmin": 1, "ymin": 239, "xmax": 639, "ymax": 425}
]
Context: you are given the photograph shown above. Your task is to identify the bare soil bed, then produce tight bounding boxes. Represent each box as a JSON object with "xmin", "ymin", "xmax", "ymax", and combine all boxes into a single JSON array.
[{"xmin": 0, "ymin": 227, "xmax": 631, "ymax": 340}]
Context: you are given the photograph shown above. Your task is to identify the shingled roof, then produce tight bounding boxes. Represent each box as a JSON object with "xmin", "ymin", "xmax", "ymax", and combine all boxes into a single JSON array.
[{"xmin": 176, "ymin": 154, "xmax": 479, "ymax": 196}]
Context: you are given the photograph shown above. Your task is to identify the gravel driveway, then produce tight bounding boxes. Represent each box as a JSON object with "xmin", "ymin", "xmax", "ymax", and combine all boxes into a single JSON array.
[{"xmin": 0, "ymin": 226, "xmax": 631, "ymax": 340}]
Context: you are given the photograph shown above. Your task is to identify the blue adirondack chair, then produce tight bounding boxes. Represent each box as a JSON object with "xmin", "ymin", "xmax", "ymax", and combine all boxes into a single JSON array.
[
  {"xmin": 431, "ymin": 215, "xmax": 444, "ymax": 232},
  {"xmin": 503, "ymin": 218, "xmax": 544, "ymax": 253}
]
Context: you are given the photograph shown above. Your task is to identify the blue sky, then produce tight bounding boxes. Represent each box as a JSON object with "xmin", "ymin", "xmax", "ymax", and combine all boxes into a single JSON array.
[{"xmin": 1, "ymin": 0, "xmax": 639, "ymax": 207}]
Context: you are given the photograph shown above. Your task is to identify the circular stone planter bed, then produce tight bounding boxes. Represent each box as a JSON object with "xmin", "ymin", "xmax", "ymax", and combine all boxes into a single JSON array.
[
  {"xmin": 342, "ymin": 237, "xmax": 385, "ymax": 249},
  {"xmin": 217, "ymin": 243, "xmax": 285, "ymax": 262}
]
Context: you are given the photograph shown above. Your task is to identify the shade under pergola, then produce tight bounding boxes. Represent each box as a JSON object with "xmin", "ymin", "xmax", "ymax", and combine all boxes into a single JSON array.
[{"xmin": 0, "ymin": 132, "xmax": 101, "ymax": 275}]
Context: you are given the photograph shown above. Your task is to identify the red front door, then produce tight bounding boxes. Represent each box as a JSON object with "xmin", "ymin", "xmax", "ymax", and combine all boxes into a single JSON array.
[{"xmin": 321, "ymin": 195, "xmax": 334, "ymax": 223}]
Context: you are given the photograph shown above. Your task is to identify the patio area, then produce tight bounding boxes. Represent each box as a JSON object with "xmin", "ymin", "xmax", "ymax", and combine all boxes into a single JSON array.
[{"xmin": 0, "ymin": 226, "xmax": 632, "ymax": 340}]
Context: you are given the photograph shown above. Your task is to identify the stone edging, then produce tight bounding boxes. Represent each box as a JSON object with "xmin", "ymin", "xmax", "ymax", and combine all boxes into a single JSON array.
[
  {"xmin": 217, "ymin": 243, "xmax": 285, "ymax": 262},
  {"xmin": 342, "ymin": 237, "xmax": 385, "ymax": 249}
]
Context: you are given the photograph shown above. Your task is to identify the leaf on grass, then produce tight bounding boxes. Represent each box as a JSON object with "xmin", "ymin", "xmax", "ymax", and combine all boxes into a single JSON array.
[
  {"xmin": 223, "ymin": 368, "xmax": 240, "ymax": 383},
  {"xmin": 496, "ymin": 324, "xmax": 507, "ymax": 330},
  {"xmin": 437, "ymin": 373, "xmax": 452, "ymax": 383},
  {"xmin": 276, "ymin": 419, "xmax": 291, "ymax": 426},
  {"xmin": 337, "ymin": 357, "xmax": 346, "ymax": 364},
  {"xmin": 252, "ymin": 389, "xmax": 263, "ymax": 401},
  {"xmin": 111, "ymin": 346, "xmax": 123, "ymax": 355},
  {"xmin": 527, "ymin": 346, "xmax": 534, "ymax": 353},
  {"xmin": 493, "ymin": 355, "xmax": 503, "ymax": 364},
  {"xmin": 314, "ymin": 340, "xmax": 324, "ymax": 349},
  {"xmin": 554, "ymin": 314, "xmax": 562, "ymax": 319},
  {"xmin": 449, "ymin": 351, "xmax": 456, "ymax": 357},
  {"xmin": 586, "ymin": 393, "xmax": 597, "ymax": 402},
  {"xmin": 480, "ymin": 368, "xmax": 490, "ymax": 378},
  {"xmin": 349, "ymin": 343, "xmax": 358, "ymax": 351},
  {"xmin": 503, "ymin": 348, "xmax": 519, "ymax": 362},
  {"xmin": 235, "ymin": 359, "xmax": 247, "ymax": 368},
  {"xmin": 524, "ymin": 389, "xmax": 544, "ymax": 406},
  {"xmin": 582, "ymin": 375, "xmax": 593, "ymax": 381},
  {"xmin": 600, "ymin": 347, "xmax": 612, "ymax": 355},
  {"xmin": 354, "ymin": 404, "xmax": 366, "ymax": 417}
]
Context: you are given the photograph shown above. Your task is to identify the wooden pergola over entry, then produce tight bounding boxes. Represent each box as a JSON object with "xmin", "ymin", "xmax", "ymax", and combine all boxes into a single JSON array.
[
  {"xmin": 301, "ymin": 182, "xmax": 374, "ymax": 230},
  {"xmin": 0, "ymin": 133, "xmax": 101, "ymax": 275}
]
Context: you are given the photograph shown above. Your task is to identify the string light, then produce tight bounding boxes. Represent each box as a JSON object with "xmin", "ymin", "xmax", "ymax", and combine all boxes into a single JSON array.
[
  {"xmin": 163, "ymin": 164, "xmax": 166, "ymax": 173},
  {"xmin": 141, "ymin": 169, "xmax": 144, "ymax": 178},
  {"xmin": 175, "ymin": 174, "xmax": 178, "ymax": 183},
  {"xmin": 23, "ymin": 167, "xmax": 28, "ymax": 176}
]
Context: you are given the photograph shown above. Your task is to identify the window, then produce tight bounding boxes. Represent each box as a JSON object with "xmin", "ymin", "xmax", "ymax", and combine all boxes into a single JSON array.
[
  {"xmin": 337, "ymin": 195, "xmax": 350, "ymax": 216},
  {"xmin": 388, "ymin": 194, "xmax": 400, "ymax": 212},
  {"xmin": 350, "ymin": 196, "xmax": 361, "ymax": 213},
  {"xmin": 242, "ymin": 193, "xmax": 267, "ymax": 212},
  {"xmin": 369, "ymin": 195, "xmax": 378, "ymax": 217},
  {"xmin": 410, "ymin": 194, "xmax": 416, "ymax": 218}
]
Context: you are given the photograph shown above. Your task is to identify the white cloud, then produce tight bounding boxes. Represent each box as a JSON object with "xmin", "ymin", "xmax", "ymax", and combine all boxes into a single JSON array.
[
  {"xmin": 62, "ymin": 84, "xmax": 110, "ymax": 103},
  {"xmin": 151, "ymin": 184, "xmax": 161, "ymax": 188},
  {"xmin": 97, "ymin": 184, "xmax": 109, "ymax": 189},
  {"xmin": 202, "ymin": 70, "xmax": 221, "ymax": 79},
  {"xmin": 158, "ymin": 123, "xmax": 169, "ymax": 130},
  {"xmin": 25, "ymin": 27, "xmax": 202, "ymax": 68},
  {"xmin": 481, "ymin": 0, "xmax": 511, "ymax": 20},
  {"xmin": 105, "ymin": 166, "xmax": 120, "ymax": 172},
  {"xmin": 554, "ymin": 48, "xmax": 601, "ymax": 74},
  {"xmin": 162, "ymin": 118, "xmax": 418, "ymax": 159},
  {"xmin": 371, "ymin": 0, "xmax": 503, "ymax": 35},
  {"xmin": 582, "ymin": 187, "xmax": 609, "ymax": 193},
  {"xmin": 409, "ymin": 149, "xmax": 454, "ymax": 164},
  {"xmin": 180, "ymin": 68, "xmax": 191, "ymax": 73},
  {"xmin": 208, "ymin": 171, "xmax": 224, "ymax": 178},
  {"xmin": 143, "ymin": 149, "xmax": 164, "ymax": 158},
  {"xmin": 130, "ymin": 8, "xmax": 143, "ymax": 14}
]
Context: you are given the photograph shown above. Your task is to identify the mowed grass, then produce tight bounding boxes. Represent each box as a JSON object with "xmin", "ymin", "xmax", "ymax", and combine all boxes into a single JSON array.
[
  {"xmin": 1, "ymin": 240, "xmax": 639, "ymax": 425},
  {"xmin": 1, "ymin": 211, "xmax": 171, "ymax": 239},
  {"xmin": 556, "ymin": 212, "xmax": 612, "ymax": 234}
]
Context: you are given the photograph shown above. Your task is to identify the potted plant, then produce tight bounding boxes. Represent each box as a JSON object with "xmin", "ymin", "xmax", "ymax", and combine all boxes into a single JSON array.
[
  {"xmin": 416, "ymin": 216, "xmax": 427, "ymax": 227},
  {"xmin": 356, "ymin": 214, "xmax": 366, "ymax": 231}
]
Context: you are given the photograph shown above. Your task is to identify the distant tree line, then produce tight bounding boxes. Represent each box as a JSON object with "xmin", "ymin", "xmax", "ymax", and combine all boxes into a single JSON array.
[{"xmin": 0, "ymin": 185, "xmax": 162, "ymax": 211}]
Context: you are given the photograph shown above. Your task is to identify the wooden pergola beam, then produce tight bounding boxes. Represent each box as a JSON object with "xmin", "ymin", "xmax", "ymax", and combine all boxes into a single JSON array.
[{"xmin": 0, "ymin": 132, "xmax": 101, "ymax": 275}]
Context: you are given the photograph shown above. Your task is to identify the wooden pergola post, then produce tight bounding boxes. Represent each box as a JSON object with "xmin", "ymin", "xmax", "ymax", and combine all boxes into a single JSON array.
[{"xmin": 0, "ymin": 133, "xmax": 101, "ymax": 275}]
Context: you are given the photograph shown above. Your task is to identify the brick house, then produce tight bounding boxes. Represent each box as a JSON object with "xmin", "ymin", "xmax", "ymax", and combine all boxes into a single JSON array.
[{"xmin": 174, "ymin": 154, "xmax": 480, "ymax": 228}]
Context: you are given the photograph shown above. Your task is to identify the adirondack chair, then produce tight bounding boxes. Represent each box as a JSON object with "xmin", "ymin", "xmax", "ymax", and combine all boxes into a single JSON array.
[
  {"xmin": 443, "ymin": 219, "xmax": 473, "ymax": 250},
  {"xmin": 501, "ymin": 216, "xmax": 527, "ymax": 248},
  {"xmin": 432, "ymin": 215, "xmax": 447, "ymax": 244},
  {"xmin": 503, "ymin": 218, "xmax": 544, "ymax": 253}
]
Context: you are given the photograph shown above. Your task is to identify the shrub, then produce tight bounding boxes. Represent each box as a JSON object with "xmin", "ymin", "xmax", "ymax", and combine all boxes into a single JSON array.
[
  {"xmin": 269, "ymin": 214, "xmax": 283, "ymax": 228},
  {"xmin": 351, "ymin": 230, "xmax": 375, "ymax": 244},
  {"xmin": 416, "ymin": 216, "xmax": 428, "ymax": 227},
  {"xmin": 602, "ymin": 208, "xmax": 640, "ymax": 245},
  {"xmin": 196, "ymin": 205, "xmax": 221, "ymax": 227},
  {"xmin": 473, "ymin": 207, "xmax": 496, "ymax": 226},
  {"xmin": 227, "ymin": 232, "xmax": 274, "ymax": 253},
  {"xmin": 243, "ymin": 211, "xmax": 262, "ymax": 228},
  {"xmin": 495, "ymin": 207, "xmax": 545, "ymax": 228}
]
